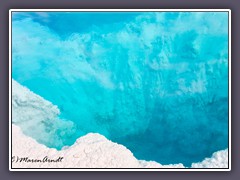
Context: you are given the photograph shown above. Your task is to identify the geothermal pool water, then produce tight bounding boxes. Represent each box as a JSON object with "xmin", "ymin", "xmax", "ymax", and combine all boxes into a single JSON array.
[{"xmin": 12, "ymin": 12, "xmax": 229, "ymax": 166}]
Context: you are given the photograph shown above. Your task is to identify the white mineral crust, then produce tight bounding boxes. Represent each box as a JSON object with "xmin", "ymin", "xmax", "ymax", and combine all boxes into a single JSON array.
[{"xmin": 11, "ymin": 79, "xmax": 228, "ymax": 169}]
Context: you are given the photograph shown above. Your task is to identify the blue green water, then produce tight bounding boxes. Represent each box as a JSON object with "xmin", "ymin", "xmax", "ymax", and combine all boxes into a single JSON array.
[{"xmin": 12, "ymin": 12, "xmax": 229, "ymax": 166}]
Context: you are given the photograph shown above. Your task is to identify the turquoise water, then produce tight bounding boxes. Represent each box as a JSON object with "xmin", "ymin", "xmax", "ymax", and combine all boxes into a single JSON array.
[{"xmin": 12, "ymin": 12, "xmax": 228, "ymax": 166}]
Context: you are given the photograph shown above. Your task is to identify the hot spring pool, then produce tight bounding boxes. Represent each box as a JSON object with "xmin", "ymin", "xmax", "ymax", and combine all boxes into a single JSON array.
[{"xmin": 12, "ymin": 11, "xmax": 229, "ymax": 167}]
